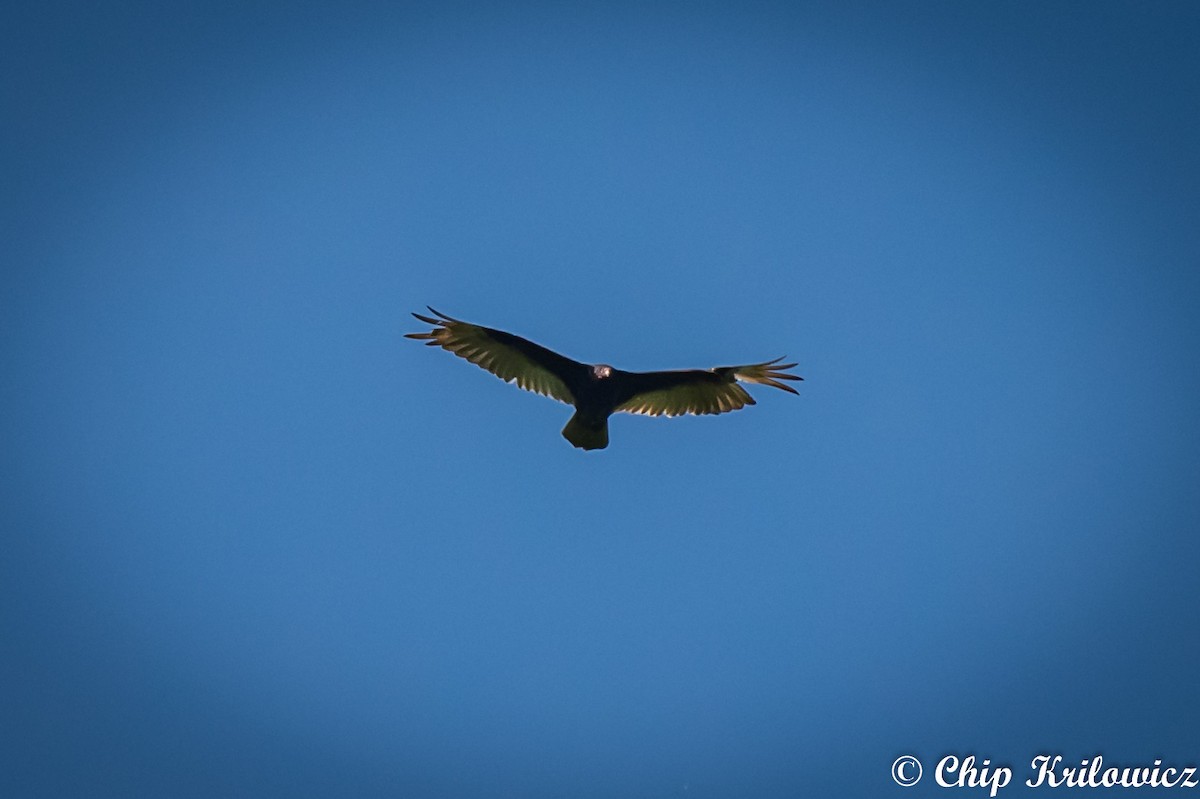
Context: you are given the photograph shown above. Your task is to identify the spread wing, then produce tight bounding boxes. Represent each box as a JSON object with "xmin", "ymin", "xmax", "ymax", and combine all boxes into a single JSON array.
[
  {"xmin": 613, "ymin": 358, "xmax": 801, "ymax": 417},
  {"xmin": 405, "ymin": 307, "xmax": 583, "ymax": 404}
]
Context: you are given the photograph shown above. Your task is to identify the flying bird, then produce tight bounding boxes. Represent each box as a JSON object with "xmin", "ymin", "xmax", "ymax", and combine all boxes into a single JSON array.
[{"xmin": 406, "ymin": 307, "xmax": 801, "ymax": 451}]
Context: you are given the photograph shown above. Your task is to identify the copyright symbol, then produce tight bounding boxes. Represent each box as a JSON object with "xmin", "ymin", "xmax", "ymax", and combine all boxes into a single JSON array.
[{"xmin": 892, "ymin": 755, "xmax": 922, "ymax": 787}]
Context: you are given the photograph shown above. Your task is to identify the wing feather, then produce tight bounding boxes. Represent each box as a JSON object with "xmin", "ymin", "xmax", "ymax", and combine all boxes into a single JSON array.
[
  {"xmin": 613, "ymin": 357, "xmax": 802, "ymax": 417},
  {"xmin": 406, "ymin": 307, "xmax": 582, "ymax": 404}
]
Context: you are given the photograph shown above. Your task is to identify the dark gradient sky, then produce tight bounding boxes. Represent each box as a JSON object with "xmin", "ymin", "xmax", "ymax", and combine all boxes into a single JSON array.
[{"xmin": 3, "ymin": 2, "xmax": 1199, "ymax": 797}]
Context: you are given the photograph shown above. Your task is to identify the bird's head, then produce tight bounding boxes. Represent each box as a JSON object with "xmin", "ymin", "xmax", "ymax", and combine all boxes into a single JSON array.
[{"xmin": 591, "ymin": 364, "xmax": 613, "ymax": 380}]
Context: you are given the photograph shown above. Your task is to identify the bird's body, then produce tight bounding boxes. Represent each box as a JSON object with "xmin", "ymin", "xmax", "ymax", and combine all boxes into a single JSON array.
[{"xmin": 406, "ymin": 308, "xmax": 801, "ymax": 450}]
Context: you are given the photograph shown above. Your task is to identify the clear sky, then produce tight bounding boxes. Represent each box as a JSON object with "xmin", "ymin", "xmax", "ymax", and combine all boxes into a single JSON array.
[{"xmin": 3, "ymin": 2, "xmax": 1199, "ymax": 797}]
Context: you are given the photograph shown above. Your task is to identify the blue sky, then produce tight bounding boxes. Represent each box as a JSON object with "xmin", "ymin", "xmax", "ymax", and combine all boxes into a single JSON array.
[{"xmin": 3, "ymin": 2, "xmax": 1199, "ymax": 797}]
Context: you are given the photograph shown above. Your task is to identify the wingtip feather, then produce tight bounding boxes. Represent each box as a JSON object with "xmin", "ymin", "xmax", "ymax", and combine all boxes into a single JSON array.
[{"xmin": 426, "ymin": 306, "xmax": 459, "ymax": 323}]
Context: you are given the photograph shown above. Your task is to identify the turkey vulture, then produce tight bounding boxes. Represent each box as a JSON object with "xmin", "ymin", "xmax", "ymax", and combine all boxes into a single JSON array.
[{"xmin": 406, "ymin": 307, "xmax": 801, "ymax": 450}]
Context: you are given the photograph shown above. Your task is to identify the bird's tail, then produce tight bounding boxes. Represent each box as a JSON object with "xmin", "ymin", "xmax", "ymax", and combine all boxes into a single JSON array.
[{"xmin": 562, "ymin": 412, "xmax": 609, "ymax": 451}]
